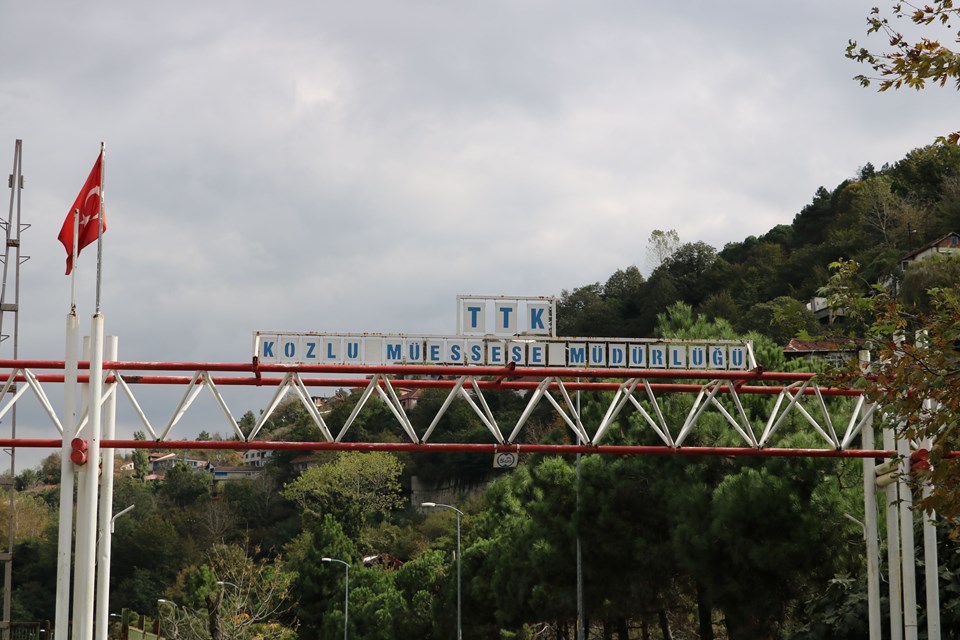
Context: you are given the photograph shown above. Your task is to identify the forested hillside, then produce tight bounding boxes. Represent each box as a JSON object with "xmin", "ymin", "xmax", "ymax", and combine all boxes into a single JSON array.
[
  {"xmin": 5, "ymin": 143, "xmax": 960, "ymax": 639},
  {"xmin": 558, "ymin": 144, "xmax": 960, "ymax": 344}
]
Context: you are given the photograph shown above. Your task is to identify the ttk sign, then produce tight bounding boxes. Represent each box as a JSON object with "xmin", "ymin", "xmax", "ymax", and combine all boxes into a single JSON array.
[
  {"xmin": 255, "ymin": 295, "xmax": 754, "ymax": 371},
  {"xmin": 456, "ymin": 295, "xmax": 555, "ymax": 337}
]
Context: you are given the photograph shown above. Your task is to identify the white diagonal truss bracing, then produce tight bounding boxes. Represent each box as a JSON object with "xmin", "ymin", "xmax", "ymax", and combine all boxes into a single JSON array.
[{"xmin": 0, "ymin": 361, "xmax": 878, "ymax": 454}]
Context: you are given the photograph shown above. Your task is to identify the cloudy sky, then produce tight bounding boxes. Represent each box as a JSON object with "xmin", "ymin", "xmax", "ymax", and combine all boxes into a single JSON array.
[{"xmin": 1, "ymin": 1, "xmax": 957, "ymax": 468}]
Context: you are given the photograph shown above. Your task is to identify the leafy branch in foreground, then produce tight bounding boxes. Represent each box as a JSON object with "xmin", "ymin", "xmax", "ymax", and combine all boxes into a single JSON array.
[
  {"xmin": 822, "ymin": 259, "xmax": 960, "ymax": 535},
  {"xmin": 846, "ymin": 1, "xmax": 960, "ymax": 144}
]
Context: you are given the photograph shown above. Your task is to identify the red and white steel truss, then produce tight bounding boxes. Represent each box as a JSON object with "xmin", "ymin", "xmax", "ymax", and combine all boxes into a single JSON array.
[
  {"xmin": 0, "ymin": 356, "xmax": 943, "ymax": 640},
  {"xmin": 0, "ymin": 359, "xmax": 887, "ymax": 458}
]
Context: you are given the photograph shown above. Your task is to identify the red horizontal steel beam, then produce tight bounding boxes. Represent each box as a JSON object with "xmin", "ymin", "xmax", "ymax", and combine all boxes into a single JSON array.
[
  {"xmin": 0, "ymin": 438, "xmax": 922, "ymax": 459},
  {"xmin": 0, "ymin": 372, "xmax": 861, "ymax": 396},
  {"xmin": 0, "ymin": 359, "xmax": 824, "ymax": 382}
]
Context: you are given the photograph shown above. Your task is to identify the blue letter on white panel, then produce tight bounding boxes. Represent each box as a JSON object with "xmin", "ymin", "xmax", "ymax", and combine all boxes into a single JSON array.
[
  {"xmin": 449, "ymin": 342, "xmax": 463, "ymax": 363},
  {"xmin": 261, "ymin": 340, "xmax": 275, "ymax": 359},
  {"xmin": 629, "ymin": 345, "xmax": 646, "ymax": 367},
  {"xmin": 463, "ymin": 302, "xmax": 485, "ymax": 334},
  {"xmin": 282, "ymin": 339, "xmax": 298, "ymax": 361},
  {"xmin": 323, "ymin": 337, "xmax": 341, "ymax": 363},
  {"xmin": 427, "ymin": 341, "xmax": 443, "ymax": 363},
  {"xmin": 731, "ymin": 346, "xmax": 746, "ymax": 369},
  {"xmin": 670, "ymin": 346, "xmax": 686, "ymax": 368},
  {"xmin": 589, "ymin": 344, "xmax": 606, "ymax": 366},
  {"xmin": 407, "ymin": 340, "xmax": 423, "ymax": 362},
  {"xmin": 386, "ymin": 341, "xmax": 403, "ymax": 363},
  {"xmin": 650, "ymin": 346, "xmax": 666, "ymax": 368},
  {"xmin": 569, "ymin": 344, "xmax": 586, "ymax": 365},
  {"xmin": 710, "ymin": 346, "xmax": 726, "ymax": 369},
  {"xmin": 610, "ymin": 344, "xmax": 625, "ymax": 366},
  {"xmin": 530, "ymin": 343, "xmax": 545, "ymax": 365},
  {"xmin": 468, "ymin": 342, "xmax": 484, "ymax": 364},
  {"xmin": 527, "ymin": 303, "xmax": 550, "ymax": 335},
  {"xmin": 510, "ymin": 344, "xmax": 525, "ymax": 364},
  {"xmin": 690, "ymin": 346, "xmax": 705, "ymax": 368},
  {"xmin": 488, "ymin": 342, "xmax": 505, "ymax": 364},
  {"xmin": 345, "ymin": 340, "xmax": 361, "ymax": 362},
  {"xmin": 496, "ymin": 303, "xmax": 517, "ymax": 334}
]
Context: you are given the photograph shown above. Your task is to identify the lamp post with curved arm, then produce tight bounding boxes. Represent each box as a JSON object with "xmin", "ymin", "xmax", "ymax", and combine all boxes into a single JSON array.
[
  {"xmin": 422, "ymin": 502, "xmax": 463, "ymax": 640},
  {"xmin": 322, "ymin": 557, "xmax": 349, "ymax": 640}
]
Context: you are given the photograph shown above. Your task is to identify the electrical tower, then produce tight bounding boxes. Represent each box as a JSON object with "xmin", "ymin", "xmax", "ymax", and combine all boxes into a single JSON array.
[{"xmin": 1, "ymin": 140, "xmax": 27, "ymax": 640}]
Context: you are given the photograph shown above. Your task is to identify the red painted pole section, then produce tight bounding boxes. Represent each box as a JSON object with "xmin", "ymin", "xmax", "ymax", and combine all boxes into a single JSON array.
[{"xmin": 0, "ymin": 438, "xmax": 924, "ymax": 459}]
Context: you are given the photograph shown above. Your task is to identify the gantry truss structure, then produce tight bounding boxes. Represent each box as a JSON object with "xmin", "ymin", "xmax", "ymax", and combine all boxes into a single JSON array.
[
  {"xmin": 0, "ymin": 358, "xmax": 888, "ymax": 458},
  {"xmin": 0, "ymin": 356, "xmax": 946, "ymax": 640}
]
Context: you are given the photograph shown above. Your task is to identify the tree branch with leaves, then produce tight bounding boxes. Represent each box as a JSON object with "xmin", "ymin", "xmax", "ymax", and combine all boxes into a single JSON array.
[
  {"xmin": 846, "ymin": 1, "xmax": 960, "ymax": 144},
  {"xmin": 821, "ymin": 258, "xmax": 960, "ymax": 535}
]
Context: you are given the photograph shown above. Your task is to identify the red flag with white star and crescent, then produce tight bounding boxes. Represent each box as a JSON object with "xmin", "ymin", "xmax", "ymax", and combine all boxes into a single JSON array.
[{"xmin": 58, "ymin": 151, "xmax": 106, "ymax": 275}]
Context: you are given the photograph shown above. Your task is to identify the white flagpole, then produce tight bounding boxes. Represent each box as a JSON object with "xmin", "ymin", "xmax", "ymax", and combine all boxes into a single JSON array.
[
  {"xmin": 54, "ymin": 312, "xmax": 79, "ymax": 640},
  {"xmin": 95, "ymin": 142, "xmax": 105, "ymax": 313},
  {"xmin": 75, "ymin": 318, "xmax": 104, "ymax": 640},
  {"xmin": 94, "ymin": 336, "xmax": 118, "ymax": 640}
]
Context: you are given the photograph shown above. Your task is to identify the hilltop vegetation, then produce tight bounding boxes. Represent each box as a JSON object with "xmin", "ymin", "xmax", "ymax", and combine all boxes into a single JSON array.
[{"xmin": 558, "ymin": 144, "xmax": 960, "ymax": 343}]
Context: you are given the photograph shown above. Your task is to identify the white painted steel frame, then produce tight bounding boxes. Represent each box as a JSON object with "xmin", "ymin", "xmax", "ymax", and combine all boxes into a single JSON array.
[{"xmin": 1, "ymin": 367, "xmax": 880, "ymax": 452}]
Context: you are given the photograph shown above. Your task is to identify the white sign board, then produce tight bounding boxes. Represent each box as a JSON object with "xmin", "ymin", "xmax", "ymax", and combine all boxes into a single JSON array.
[{"xmin": 254, "ymin": 295, "xmax": 755, "ymax": 371}]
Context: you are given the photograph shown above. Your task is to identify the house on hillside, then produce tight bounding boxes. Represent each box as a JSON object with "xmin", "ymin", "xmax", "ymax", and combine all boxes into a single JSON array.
[
  {"xmin": 243, "ymin": 449, "xmax": 275, "ymax": 467},
  {"xmin": 149, "ymin": 452, "xmax": 211, "ymax": 475},
  {"xmin": 783, "ymin": 338, "xmax": 861, "ymax": 366},
  {"xmin": 900, "ymin": 231, "xmax": 960, "ymax": 271},
  {"xmin": 211, "ymin": 466, "xmax": 261, "ymax": 484}
]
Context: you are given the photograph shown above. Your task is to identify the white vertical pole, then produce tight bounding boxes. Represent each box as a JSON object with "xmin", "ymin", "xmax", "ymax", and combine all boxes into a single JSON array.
[
  {"xmin": 922, "ymin": 477, "xmax": 941, "ymax": 640},
  {"xmin": 95, "ymin": 336, "xmax": 118, "ymax": 640},
  {"xmin": 76, "ymin": 314, "xmax": 104, "ymax": 640},
  {"xmin": 915, "ymin": 330, "xmax": 941, "ymax": 640},
  {"xmin": 860, "ymin": 352, "xmax": 882, "ymax": 640},
  {"xmin": 921, "ymin": 407, "xmax": 940, "ymax": 640},
  {"xmin": 72, "ymin": 339, "xmax": 91, "ymax": 639},
  {"xmin": 884, "ymin": 427, "xmax": 903, "ymax": 640},
  {"xmin": 897, "ymin": 435, "xmax": 918, "ymax": 640},
  {"xmin": 55, "ymin": 313, "xmax": 79, "ymax": 640}
]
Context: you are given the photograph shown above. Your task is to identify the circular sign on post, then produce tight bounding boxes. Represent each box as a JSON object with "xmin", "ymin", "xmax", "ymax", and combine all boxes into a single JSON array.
[{"xmin": 494, "ymin": 452, "xmax": 518, "ymax": 468}]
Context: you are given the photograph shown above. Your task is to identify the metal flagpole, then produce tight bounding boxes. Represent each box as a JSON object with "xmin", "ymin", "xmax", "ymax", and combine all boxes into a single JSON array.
[
  {"xmin": 94, "ymin": 142, "xmax": 105, "ymax": 313},
  {"xmin": 69, "ymin": 209, "xmax": 79, "ymax": 312}
]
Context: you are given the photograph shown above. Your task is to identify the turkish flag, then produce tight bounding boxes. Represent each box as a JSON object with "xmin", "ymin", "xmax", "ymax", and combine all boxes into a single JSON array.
[{"xmin": 58, "ymin": 151, "xmax": 105, "ymax": 275}]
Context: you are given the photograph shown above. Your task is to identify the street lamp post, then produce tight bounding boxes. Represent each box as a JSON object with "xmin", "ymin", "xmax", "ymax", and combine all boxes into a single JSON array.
[
  {"xmin": 422, "ymin": 502, "xmax": 463, "ymax": 640},
  {"xmin": 322, "ymin": 557, "xmax": 349, "ymax": 640}
]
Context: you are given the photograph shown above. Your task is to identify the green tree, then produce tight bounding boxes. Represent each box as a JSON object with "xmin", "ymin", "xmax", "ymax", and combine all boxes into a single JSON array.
[
  {"xmin": 646, "ymin": 228, "xmax": 681, "ymax": 271},
  {"xmin": 132, "ymin": 430, "xmax": 149, "ymax": 480},
  {"xmin": 167, "ymin": 543, "xmax": 297, "ymax": 640},
  {"xmin": 284, "ymin": 513, "xmax": 356, "ymax": 639},
  {"xmin": 158, "ymin": 463, "xmax": 212, "ymax": 509},
  {"xmin": 738, "ymin": 295, "xmax": 821, "ymax": 344},
  {"xmin": 282, "ymin": 451, "xmax": 404, "ymax": 543},
  {"xmin": 846, "ymin": 1, "xmax": 960, "ymax": 144}
]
